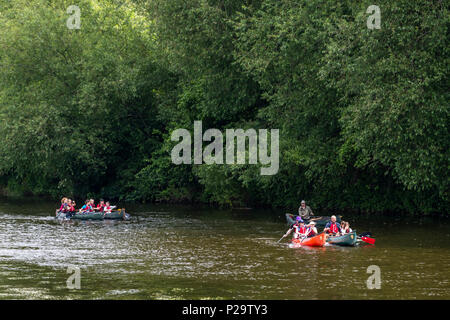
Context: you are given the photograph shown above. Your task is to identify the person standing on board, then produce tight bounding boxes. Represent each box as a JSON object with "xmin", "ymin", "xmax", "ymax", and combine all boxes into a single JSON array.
[
  {"xmin": 283, "ymin": 216, "xmax": 307, "ymax": 239},
  {"xmin": 324, "ymin": 215, "xmax": 341, "ymax": 236},
  {"xmin": 298, "ymin": 200, "xmax": 314, "ymax": 220}
]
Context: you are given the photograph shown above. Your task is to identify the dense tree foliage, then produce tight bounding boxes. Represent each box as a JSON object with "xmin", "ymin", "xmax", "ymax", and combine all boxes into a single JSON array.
[
  {"xmin": 0, "ymin": 0, "xmax": 448, "ymax": 214},
  {"xmin": 0, "ymin": 0, "xmax": 170, "ymax": 198}
]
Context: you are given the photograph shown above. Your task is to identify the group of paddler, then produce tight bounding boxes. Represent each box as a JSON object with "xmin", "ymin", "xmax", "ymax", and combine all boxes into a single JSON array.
[
  {"xmin": 280, "ymin": 200, "xmax": 354, "ymax": 243},
  {"xmin": 58, "ymin": 197, "xmax": 115, "ymax": 217}
]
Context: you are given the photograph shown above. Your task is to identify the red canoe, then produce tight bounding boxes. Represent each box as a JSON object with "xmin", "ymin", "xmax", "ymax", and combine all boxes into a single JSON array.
[{"xmin": 289, "ymin": 233, "xmax": 327, "ymax": 247}]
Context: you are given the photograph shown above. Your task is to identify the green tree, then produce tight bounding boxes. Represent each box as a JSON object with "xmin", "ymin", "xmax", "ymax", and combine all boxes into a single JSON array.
[{"xmin": 0, "ymin": 0, "xmax": 168, "ymax": 198}]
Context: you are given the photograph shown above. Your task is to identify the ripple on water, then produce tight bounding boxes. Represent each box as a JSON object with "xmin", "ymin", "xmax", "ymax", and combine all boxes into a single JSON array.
[{"xmin": 0, "ymin": 207, "xmax": 449, "ymax": 299}]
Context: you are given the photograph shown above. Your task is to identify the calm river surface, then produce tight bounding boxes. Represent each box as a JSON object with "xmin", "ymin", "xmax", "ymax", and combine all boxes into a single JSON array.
[{"xmin": 0, "ymin": 198, "xmax": 449, "ymax": 299}]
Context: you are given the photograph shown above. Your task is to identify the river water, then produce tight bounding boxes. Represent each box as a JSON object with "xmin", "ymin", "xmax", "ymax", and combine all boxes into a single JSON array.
[{"xmin": 0, "ymin": 198, "xmax": 449, "ymax": 299}]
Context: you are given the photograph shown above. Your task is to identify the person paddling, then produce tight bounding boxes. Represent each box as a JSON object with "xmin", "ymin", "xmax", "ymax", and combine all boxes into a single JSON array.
[
  {"xmin": 96, "ymin": 199, "xmax": 105, "ymax": 212},
  {"xmin": 58, "ymin": 197, "xmax": 69, "ymax": 213},
  {"xmin": 324, "ymin": 215, "xmax": 341, "ymax": 236},
  {"xmin": 298, "ymin": 200, "xmax": 314, "ymax": 220},
  {"xmin": 282, "ymin": 216, "xmax": 307, "ymax": 240},
  {"xmin": 305, "ymin": 221, "xmax": 318, "ymax": 238},
  {"xmin": 67, "ymin": 199, "xmax": 75, "ymax": 211},
  {"xmin": 66, "ymin": 199, "xmax": 75, "ymax": 217},
  {"xmin": 104, "ymin": 201, "xmax": 113, "ymax": 213},
  {"xmin": 79, "ymin": 200, "xmax": 93, "ymax": 213}
]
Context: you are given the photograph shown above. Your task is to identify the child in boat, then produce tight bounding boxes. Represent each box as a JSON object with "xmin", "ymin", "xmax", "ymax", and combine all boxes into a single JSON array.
[
  {"xmin": 104, "ymin": 201, "xmax": 113, "ymax": 213},
  {"xmin": 67, "ymin": 199, "xmax": 76, "ymax": 212},
  {"xmin": 305, "ymin": 221, "xmax": 318, "ymax": 237},
  {"xmin": 79, "ymin": 200, "xmax": 93, "ymax": 213},
  {"xmin": 59, "ymin": 197, "xmax": 69, "ymax": 212},
  {"xmin": 64, "ymin": 199, "xmax": 75, "ymax": 217},
  {"xmin": 295, "ymin": 221, "xmax": 308, "ymax": 238},
  {"xmin": 282, "ymin": 217, "xmax": 307, "ymax": 240},
  {"xmin": 96, "ymin": 199, "xmax": 105, "ymax": 212},
  {"xmin": 341, "ymin": 221, "xmax": 353, "ymax": 234}
]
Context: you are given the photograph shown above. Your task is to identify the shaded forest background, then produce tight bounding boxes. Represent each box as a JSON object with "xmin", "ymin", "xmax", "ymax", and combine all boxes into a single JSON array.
[{"xmin": 0, "ymin": 0, "xmax": 448, "ymax": 214}]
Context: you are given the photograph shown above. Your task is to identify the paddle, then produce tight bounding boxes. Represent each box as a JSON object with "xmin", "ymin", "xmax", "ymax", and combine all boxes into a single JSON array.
[
  {"xmin": 355, "ymin": 231, "xmax": 375, "ymax": 244},
  {"xmin": 277, "ymin": 228, "xmax": 293, "ymax": 243},
  {"xmin": 278, "ymin": 230, "xmax": 308, "ymax": 244},
  {"xmin": 300, "ymin": 235, "xmax": 306, "ymax": 244},
  {"xmin": 358, "ymin": 236, "xmax": 376, "ymax": 245},
  {"xmin": 277, "ymin": 235, "xmax": 287, "ymax": 243}
]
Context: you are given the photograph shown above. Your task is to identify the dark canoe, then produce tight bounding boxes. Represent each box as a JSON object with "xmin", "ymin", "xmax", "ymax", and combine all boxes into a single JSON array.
[
  {"xmin": 326, "ymin": 231, "xmax": 357, "ymax": 246},
  {"xmin": 55, "ymin": 209, "xmax": 130, "ymax": 221},
  {"xmin": 285, "ymin": 213, "xmax": 342, "ymax": 227}
]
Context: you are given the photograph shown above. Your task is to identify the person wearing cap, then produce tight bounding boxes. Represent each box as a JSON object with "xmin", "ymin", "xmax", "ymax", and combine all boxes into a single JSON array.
[
  {"xmin": 298, "ymin": 200, "xmax": 314, "ymax": 220},
  {"xmin": 283, "ymin": 216, "xmax": 307, "ymax": 239},
  {"xmin": 324, "ymin": 215, "xmax": 341, "ymax": 235},
  {"xmin": 305, "ymin": 221, "xmax": 318, "ymax": 238}
]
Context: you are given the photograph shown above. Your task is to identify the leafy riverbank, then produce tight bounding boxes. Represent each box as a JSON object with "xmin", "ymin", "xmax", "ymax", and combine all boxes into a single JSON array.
[{"xmin": 0, "ymin": 0, "xmax": 448, "ymax": 215}]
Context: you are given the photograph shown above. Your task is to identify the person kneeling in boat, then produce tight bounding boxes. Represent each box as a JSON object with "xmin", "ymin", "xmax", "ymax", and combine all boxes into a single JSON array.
[
  {"xmin": 323, "ymin": 215, "xmax": 341, "ymax": 236},
  {"xmin": 305, "ymin": 221, "xmax": 318, "ymax": 238}
]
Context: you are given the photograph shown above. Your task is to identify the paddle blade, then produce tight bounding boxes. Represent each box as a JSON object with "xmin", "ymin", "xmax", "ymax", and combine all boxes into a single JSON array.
[{"xmin": 361, "ymin": 236, "xmax": 376, "ymax": 245}]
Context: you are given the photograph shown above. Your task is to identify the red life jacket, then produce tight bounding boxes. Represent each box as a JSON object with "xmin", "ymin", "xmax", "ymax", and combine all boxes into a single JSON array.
[
  {"xmin": 329, "ymin": 222, "xmax": 339, "ymax": 234},
  {"xmin": 97, "ymin": 204, "xmax": 105, "ymax": 212},
  {"xmin": 294, "ymin": 225, "xmax": 306, "ymax": 234},
  {"xmin": 306, "ymin": 227, "xmax": 316, "ymax": 237}
]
